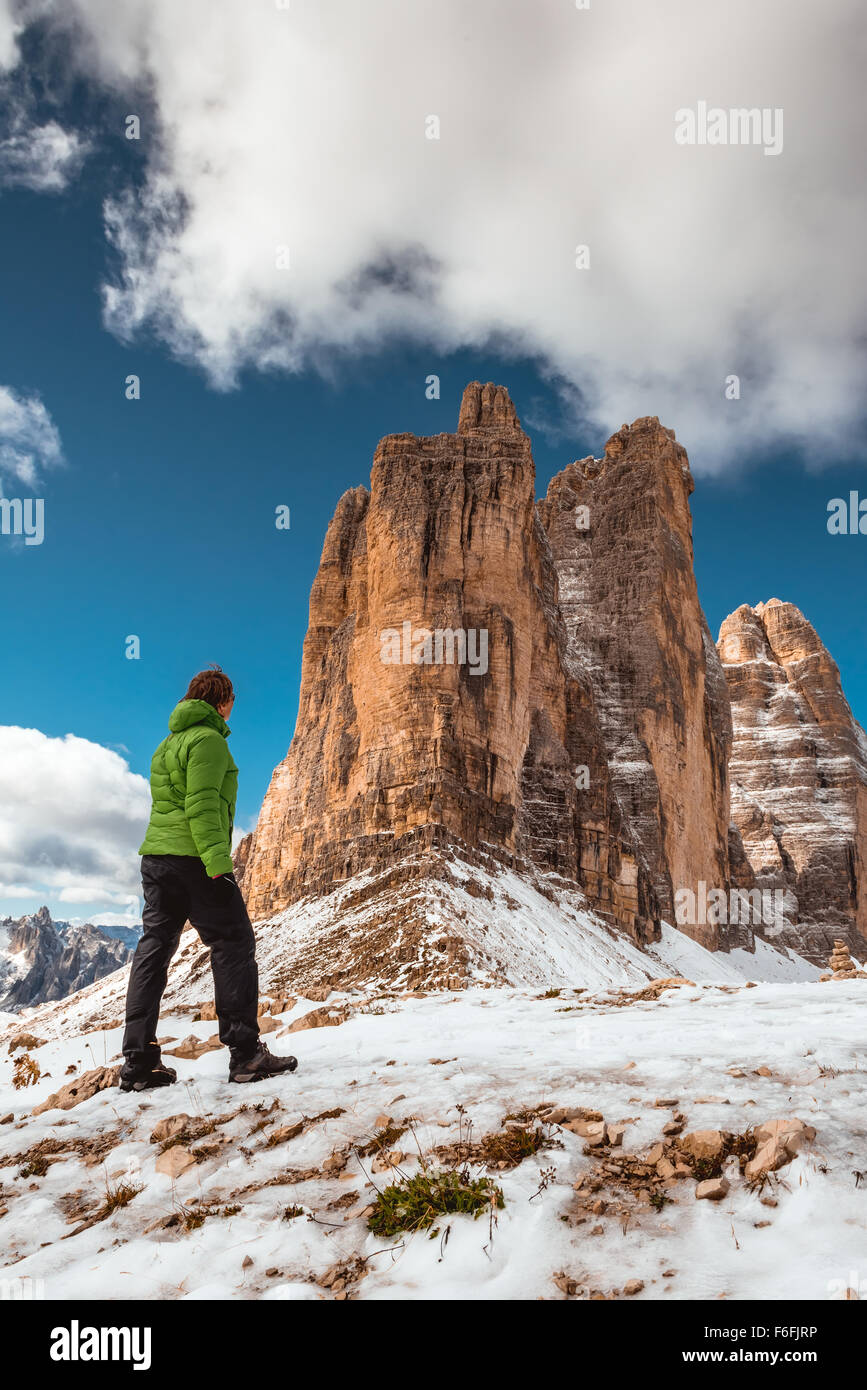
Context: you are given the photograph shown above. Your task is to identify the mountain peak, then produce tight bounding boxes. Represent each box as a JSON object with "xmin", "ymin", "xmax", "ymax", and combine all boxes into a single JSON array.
[{"xmin": 457, "ymin": 381, "xmax": 520, "ymax": 434}]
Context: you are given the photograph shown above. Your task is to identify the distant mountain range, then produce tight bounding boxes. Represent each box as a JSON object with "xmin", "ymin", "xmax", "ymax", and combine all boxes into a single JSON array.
[{"xmin": 0, "ymin": 906, "xmax": 140, "ymax": 1012}]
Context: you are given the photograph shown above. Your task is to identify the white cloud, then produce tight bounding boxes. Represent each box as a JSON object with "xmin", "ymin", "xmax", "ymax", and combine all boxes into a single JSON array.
[
  {"xmin": 0, "ymin": 114, "xmax": 88, "ymax": 192},
  {"xmin": 0, "ymin": 726, "xmax": 150, "ymax": 907},
  {"xmin": 0, "ymin": 0, "xmax": 88, "ymax": 192},
  {"xmin": 232, "ymin": 818, "xmax": 257, "ymax": 853},
  {"xmin": 0, "ymin": 7, "xmax": 19, "ymax": 71},
  {"xmin": 19, "ymin": 0, "xmax": 867, "ymax": 467},
  {"xmin": 0, "ymin": 384, "xmax": 63, "ymax": 487}
]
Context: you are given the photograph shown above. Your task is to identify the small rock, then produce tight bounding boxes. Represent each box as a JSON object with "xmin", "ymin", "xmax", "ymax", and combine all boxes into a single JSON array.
[
  {"xmin": 0, "ymin": 1114, "xmax": 13, "ymax": 1125},
  {"xmin": 267, "ymin": 1121, "xmax": 305, "ymax": 1146},
  {"xmin": 563, "ymin": 1117, "xmax": 606, "ymax": 1142},
  {"xmin": 654, "ymin": 1098, "xmax": 679, "ymax": 1108},
  {"xmin": 696, "ymin": 1177, "xmax": 730, "ymax": 1201},
  {"xmin": 680, "ymin": 1129, "xmax": 726, "ymax": 1163},
  {"xmin": 623, "ymin": 1279, "xmax": 644, "ymax": 1296},
  {"xmin": 32, "ymin": 1065, "xmax": 119, "ymax": 1116},
  {"xmin": 374, "ymin": 1113, "xmax": 393, "ymax": 1129},
  {"xmin": 546, "ymin": 1105, "xmax": 602, "ymax": 1126},
  {"xmin": 371, "ymin": 1150, "xmax": 407, "ymax": 1173},
  {"xmin": 321, "ymin": 1152, "xmax": 347, "ymax": 1173},
  {"xmin": 155, "ymin": 1146, "xmax": 197, "ymax": 1179},
  {"xmin": 754, "ymin": 1065, "xmax": 773, "ymax": 1077},
  {"xmin": 150, "ymin": 1114, "xmax": 192, "ymax": 1144},
  {"xmin": 744, "ymin": 1138, "xmax": 789, "ymax": 1182},
  {"xmin": 283, "ymin": 1006, "xmax": 348, "ymax": 1034},
  {"xmin": 163, "ymin": 1034, "xmax": 222, "ymax": 1060},
  {"xmin": 242, "ymin": 1255, "xmax": 253, "ymax": 1269},
  {"xmin": 753, "ymin": 1116, "xmax": 816, "ymax": 1151},
  {"xmin": 8, "ymin": 1034, "xmax": 46, "ymax": 1053},
  {"xmin": 265, "ymin": 1267, "xmax": 279, "ymax": 1277},
  {"xmin": 199, "ymin": 1002, "xmax": 218, "ymax": 1021}
]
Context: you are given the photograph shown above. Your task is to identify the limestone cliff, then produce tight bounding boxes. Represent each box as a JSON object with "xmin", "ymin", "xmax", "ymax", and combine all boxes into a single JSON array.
[
  {"xmin": 718, "ymin": 599, "xmax": 867, "ymax": 963},
  {"xmin": 236, "ymin": 384, "xmax": 865, "ymax": 977},
  {"xmin": 537, "ymin": 419, "xmax": 732, "ymax": 949},
  {"xmin": 237, "ymin": 383, "xmax": 660, "ymax": 959}
]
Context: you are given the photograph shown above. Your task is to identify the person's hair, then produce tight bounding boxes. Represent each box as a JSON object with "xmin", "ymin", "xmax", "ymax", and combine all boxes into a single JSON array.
[{"xmin": 184, "ymin": 665, "xmax": 234, "ymax": 710}]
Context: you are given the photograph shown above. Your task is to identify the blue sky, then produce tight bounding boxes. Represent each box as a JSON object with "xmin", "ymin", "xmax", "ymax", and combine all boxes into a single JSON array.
[{"xmin": 0, "ymin": 0, "xmax": 864, "ymax": 921}]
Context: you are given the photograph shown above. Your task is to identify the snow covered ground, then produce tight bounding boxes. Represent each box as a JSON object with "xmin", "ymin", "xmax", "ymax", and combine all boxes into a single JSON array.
[{"xmin": 1, "ymin": 976, "xmax": 863, "ymax": 1302}]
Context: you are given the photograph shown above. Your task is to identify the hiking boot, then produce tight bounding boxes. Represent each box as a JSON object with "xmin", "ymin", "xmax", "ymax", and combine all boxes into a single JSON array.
[
  {"xmin": 228, "ymin": 1041, "xmax": 298, "ymax": 1084},
  {"xmin": 119, "ymin": 1060, "xmax": 177, "ymax": 1092}
]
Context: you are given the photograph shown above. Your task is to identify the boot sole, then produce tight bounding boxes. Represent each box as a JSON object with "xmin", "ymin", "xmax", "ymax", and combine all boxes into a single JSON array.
[
  {"xmin": 229, "ymin": 1062, "xmax": 298, "ymax": 1084},
  {"xmin": 119, "ymin": 1074, "xmax": 177, "ymax": 1093}
]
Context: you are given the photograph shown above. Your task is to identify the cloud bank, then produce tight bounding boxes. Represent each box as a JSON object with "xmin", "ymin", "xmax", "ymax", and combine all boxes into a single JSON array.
[
  {"xmin": 0, "ymin": 726, "xmax": 150, "ymax": 907},
  {"xmin": 9, "ymin": 0, "xmax": 867, "ymax": 468}
]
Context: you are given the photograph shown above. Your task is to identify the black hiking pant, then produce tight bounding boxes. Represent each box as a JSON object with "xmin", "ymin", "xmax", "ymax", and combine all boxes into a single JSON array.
[{"xmin": 123, "ymin": 854, "xmax": 260, "ymax": 1068}]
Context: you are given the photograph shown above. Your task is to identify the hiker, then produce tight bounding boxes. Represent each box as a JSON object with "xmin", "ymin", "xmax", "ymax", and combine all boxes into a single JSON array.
[{"xmin": 120, "ymin": 666, "xmax": 297, "ymax": 1091}]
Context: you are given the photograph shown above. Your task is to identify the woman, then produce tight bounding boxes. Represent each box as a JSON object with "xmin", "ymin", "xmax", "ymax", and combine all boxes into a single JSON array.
[{"xmin": 120, "ymin": 665, "xmax": 297, "ymax": 1090}]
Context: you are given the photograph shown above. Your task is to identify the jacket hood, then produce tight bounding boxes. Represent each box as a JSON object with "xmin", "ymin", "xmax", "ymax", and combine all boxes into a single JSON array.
[{"xmin": 168, "ymin": 699, "xmax": 230, "ymax": 737}]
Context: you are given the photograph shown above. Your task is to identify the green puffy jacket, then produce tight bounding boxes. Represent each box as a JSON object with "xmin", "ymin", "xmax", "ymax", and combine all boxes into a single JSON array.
[{"xmin": 138, "ymin": 699, "xmax": 238, "ymax": 876}]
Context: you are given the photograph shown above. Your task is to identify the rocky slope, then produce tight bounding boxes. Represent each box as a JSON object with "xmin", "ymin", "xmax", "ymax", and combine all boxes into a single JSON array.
[
  {"xmin": 238, "ymin": 383, "xmax": 661, "ymax": 959},
  {"xmin": 0, "ymin": 907, "xmax": 136, "ymax": 1012},
  {"xmin": 538, "ymin": 419, "xmax": 732, "ymax": 949},
  {"xmin": 718, "ymin": 599, "xmax": 867, "ymax": 963}
]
